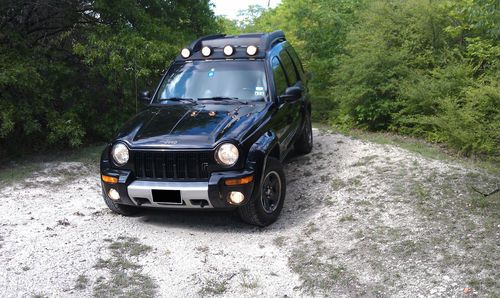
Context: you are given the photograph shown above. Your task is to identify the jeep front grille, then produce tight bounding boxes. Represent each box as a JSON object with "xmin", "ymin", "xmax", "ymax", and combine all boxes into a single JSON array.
[{"xmin": 133, "ymin": 151, "xmax": 211, "ymax": 180}]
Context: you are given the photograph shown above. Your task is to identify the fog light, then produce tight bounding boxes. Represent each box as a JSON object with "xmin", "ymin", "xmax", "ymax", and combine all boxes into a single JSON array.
[
  {"xmin": 229, "ymin": 191, "xmax": 244, "ymax": 205},
  {"xmin": 108, "ymin": 188, "xmax": 120, "ymax": 201}
]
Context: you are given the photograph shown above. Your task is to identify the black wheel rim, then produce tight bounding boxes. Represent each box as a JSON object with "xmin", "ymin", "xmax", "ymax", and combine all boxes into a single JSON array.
[{"xmin": 261, "ymin": 170, "xmax": 282, "ymax": 214}]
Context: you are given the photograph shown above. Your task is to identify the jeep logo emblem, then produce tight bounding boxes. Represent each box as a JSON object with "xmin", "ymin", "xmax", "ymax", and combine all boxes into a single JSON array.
[{"xmin": 163, "ymin": 139, "xmax": 178, "ymax": 145}]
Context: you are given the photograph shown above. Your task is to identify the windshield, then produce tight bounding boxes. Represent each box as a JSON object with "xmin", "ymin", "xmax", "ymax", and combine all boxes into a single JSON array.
[{"xmin": 154, "ymin": 60, "xmax": 268, "ymax": 103}]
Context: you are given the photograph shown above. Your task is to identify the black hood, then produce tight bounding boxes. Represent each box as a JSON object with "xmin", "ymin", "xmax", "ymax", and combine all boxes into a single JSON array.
[{"xmin": 114, "ymin": 102, "xmax": 271, "ymax": 149}]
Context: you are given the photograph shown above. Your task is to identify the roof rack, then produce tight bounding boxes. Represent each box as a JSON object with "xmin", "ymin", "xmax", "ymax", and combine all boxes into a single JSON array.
[
  {"xmin": 264, "ymin": 30, "xmax": 286, "ymax": 50},
  {"xmin": 188, "ymin": 34, "xmax": 226, "ymax": 52},
  {"xmin": 176, "ymin": 30, "xmax": 286, "ymax": 61}
]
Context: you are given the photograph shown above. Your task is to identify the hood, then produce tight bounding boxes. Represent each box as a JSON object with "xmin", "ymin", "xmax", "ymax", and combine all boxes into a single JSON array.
[{"xmin": 114, "ymin": 102, "xmax": 270, "ymax": 149}]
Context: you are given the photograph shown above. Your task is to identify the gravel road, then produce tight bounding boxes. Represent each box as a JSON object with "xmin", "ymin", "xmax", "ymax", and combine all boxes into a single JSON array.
[{"xmin": 0, "ymin": 128, "xmax": 498, "ymax": 297}]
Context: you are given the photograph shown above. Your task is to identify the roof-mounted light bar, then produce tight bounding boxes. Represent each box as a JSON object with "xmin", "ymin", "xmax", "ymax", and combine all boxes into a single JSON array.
[
  {"xmin": 180, "ymin": 44, "xmax": 261, "ymax": 59},
  {"xmin": 223, "ymin": 45, "xmax": 234, "ymax": 56},
  {"xmin": 181, "ymin": 48, "xmax": 191, "ymax": 59},
  {"xmin": 246, "ymin": 45, "xmax": 258, "ymax": 56},
  {"xmin": 201, "ymin": 46, "xmax": 212, "ymax": 57}
]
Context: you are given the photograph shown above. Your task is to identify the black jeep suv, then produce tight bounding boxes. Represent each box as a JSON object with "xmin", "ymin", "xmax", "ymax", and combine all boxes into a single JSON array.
[{"xmin": 100, "ymin": 31, "xmax": 312, "ymax": 226}]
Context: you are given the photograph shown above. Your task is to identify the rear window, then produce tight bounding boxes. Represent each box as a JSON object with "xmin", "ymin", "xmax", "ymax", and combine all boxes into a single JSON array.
[
  {"xmin": 271, "ymin": 57, "xmax": 288, "ymax": 95},
  {"xmin": 279, "ymin": 51, "xmax": 298, "ymax": 85}
]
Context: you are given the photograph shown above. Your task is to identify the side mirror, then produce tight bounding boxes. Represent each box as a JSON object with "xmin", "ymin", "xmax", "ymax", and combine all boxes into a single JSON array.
[
  {"xmin": 280, "ymin": 86, "xmax": 302, "ymax": 102},
  {"xmin": 139, "ymin": 90, "xmax": 151, "ymax": 104}
]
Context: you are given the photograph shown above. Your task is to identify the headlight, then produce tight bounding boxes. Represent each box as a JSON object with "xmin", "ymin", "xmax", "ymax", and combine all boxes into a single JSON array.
[
  {"xmin": 111, "ymin": 143, "xmax": 129, "ymax": 165},
  {"xmin": 215, "ymin": 143, "xmax": 239, "ymax": 167}
]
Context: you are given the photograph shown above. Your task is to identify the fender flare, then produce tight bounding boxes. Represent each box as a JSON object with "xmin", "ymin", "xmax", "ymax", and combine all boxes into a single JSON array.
[{"xmin": 245, "ymin": 131, "xmax": 279, "ymax": 188}]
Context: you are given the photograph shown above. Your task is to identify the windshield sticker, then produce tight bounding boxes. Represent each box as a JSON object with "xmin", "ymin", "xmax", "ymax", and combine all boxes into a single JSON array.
[
  {"xmin": 208, "ymin": 68, "xmax": 215, "ymax": 78},
  {"xmin": 255, "ymin": 86, "xmax": 265, "ymax": 95}
]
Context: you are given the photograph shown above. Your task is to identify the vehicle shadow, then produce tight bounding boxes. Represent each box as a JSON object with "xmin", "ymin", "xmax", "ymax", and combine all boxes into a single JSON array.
[
  {"xmin": 133, "ymin": 208, "xmax": 253, "ymax": 232},
  {"xmin": 129, "ymin": 145, "xmax": 320, "ymax": 233}
]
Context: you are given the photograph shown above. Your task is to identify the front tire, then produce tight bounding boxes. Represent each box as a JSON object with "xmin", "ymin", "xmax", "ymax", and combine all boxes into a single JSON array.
[
  {"xmin": 238, "ymin": 157, "xmax": 286, "ymax": 227},
  {"xmin": 102, "ymin": 191, "xmax": 139, "ymax": 216},
  {"xmin": 294, "ymin": 115, "xmax": 313, "ymax": 154}
]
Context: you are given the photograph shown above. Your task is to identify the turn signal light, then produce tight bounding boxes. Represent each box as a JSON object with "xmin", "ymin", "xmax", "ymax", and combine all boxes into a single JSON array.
[
  {"xmin": 101, "ymin": 175, "xmax": 118, "ymax": 184},
  {"xmin": 224, "ymin": 175, "xmax": 253, "ymax": 186}
]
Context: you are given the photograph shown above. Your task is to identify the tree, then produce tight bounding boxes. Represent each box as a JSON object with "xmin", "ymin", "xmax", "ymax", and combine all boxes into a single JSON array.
[{"xmin": 0, "ymin": 0, "xmax": 219, "ymax": 157}]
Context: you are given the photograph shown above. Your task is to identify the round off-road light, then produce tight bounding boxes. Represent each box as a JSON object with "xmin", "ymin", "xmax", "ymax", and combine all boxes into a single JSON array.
[
  {"xmin": 246, "ymin": 45, "xmax": 258, "ymax": 56},
  {"xmin": 229, "ymin": 191, "xmax": 245, "ymax": 204},
  {"xmin": 181, "ymin": 48, "xmax": 191, "ymax": 58},
  {"xmin": 215, "ymin": 143, "xmax": 239, "ymax": 167},
  {"xmin": 201, "ymin": 46, "xmax": 212, "ymax": 57},
  {"xmin": 108, "ymin": 188, "xmax": 120, "ymax": 201},
  {"xmin": 223, "ymin": 45, "xmax": 234, "ymax": 56},
  {"xmin": 111, "ymin": 143, "xmax": 129, "ymax": 166}
]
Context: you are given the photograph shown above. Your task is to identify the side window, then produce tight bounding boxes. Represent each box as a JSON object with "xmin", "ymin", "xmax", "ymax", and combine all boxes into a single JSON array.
[
  {"xmin": 271, "ymin": 57, "xmax": 289, "ymax": 96},
  {"xmin": 279, "ymin": 50, "xmax": 298, "ymax": 85},
  {"xmin": 286, "ymin": 47, "xmax": 306, "ymax": 83}
]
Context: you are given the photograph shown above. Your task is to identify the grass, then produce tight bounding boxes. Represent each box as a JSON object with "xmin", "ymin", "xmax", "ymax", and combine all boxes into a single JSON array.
[
  {"xmin": 303, "ymin": 222, "xmax": 319, "ymax": 236},
  {"xmin": 352, "ymin": 155, "xmax": 378, "ymax": 167},
  {"xmin": 89, "ymin": 237, "xmax": 157, "ymax": 297},
  {"xmin": 315, "ymin": 123, "xmax": 500, "ymax": 175},
  {"xmin": 288, "ymin": 241, "xmax": 359, "ymax": 295},
  {"xmin": 273, "ymin": 236, "xmax": 288, "ymax": 247},
  {"xmin": 331, "ymin": 178, "xmax": 346, "ymax": 190},
  {"xmin": 240, "ymin": 269, "xmax": 259, "ymax": 290},
  {"xmin": 324, "ymin": 196, "xmax": 337, "ymax": 206},
  {"xmin": 199, "ymin": 277, "xmax": 228, "ymax": 296},
  {"xmin": 0, "ymin": 143, "xmax": 105, "ymax": 187},
  {"xmin": 347, "ymin": 176, "xmax": 362, "ymax": 188},
  {"xmin": 109, "ymin": 236, "xmax": 152, "ymax": 257},
  {"xmin": 75, "ymin": 274, "xmax": 89, "ymax": 290},
  {"xmin": 0, "ymin": 163, "xmax": 43, "ymax": 187},
  {"xmin": 339, "ymin": 214, "xmax": 356, "ymax": 222}
]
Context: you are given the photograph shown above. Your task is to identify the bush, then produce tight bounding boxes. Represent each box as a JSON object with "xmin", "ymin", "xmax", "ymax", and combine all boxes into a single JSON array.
[{"xmin": 0, "ymin": 0, "xmax": 218, "ymax": 158}]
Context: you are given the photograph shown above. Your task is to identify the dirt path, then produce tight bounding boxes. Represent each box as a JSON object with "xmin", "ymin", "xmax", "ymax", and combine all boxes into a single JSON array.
[{"xmin": 0, "ymin": 129, "xmax": 498, "ymax": 297}]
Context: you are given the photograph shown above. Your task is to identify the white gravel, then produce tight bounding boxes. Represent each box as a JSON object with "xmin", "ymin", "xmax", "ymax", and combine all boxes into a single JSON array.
[{"xmin": 0, "ymin": 129, "xmax": 498, "ymax": 297}]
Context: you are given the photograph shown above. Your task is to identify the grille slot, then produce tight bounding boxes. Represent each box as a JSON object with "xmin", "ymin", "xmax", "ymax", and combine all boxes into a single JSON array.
[{"xmin": 134, "ymin": 151, "xmax": 211, "ymax": 180}]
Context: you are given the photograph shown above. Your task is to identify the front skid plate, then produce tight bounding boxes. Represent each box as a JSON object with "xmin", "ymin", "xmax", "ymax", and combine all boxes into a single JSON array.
[{"xmin": 127, "ymin": 180, "xmax": 212, "ymax": 208}]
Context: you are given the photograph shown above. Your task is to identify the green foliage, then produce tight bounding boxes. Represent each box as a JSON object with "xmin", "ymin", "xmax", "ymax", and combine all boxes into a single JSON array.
[
  {"xmin": 239, "ymin": 0, "xmax": 498, "ymax": 157},
  {"xmin": 0, "ymin": 0, "xmax": 218, "ymax": 158},
  {"xmin": 329, "ymin": 0, "xmax": 499, "ymax": 156},
  {"xmin": 1, "ymin": 0, "xmax": 498, "ymax": 159},
  {"xmin": 239, "ymin": 0, "xmax": 364, "ymax": 121}
]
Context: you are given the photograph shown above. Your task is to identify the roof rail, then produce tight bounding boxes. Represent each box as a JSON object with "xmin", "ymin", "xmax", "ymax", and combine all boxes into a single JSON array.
[
  {"xmin": 188, "ymin": 34, "xmax": 226, "ymax": 52},
  {"xmin": 264, "ymin": 30, "xmax": 286, "ymax": 49}
]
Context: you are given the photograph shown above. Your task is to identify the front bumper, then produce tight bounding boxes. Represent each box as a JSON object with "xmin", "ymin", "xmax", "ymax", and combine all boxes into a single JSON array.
[{"xmin": 101, "ymin": 169, "xmax": 255, "ymax": 209}]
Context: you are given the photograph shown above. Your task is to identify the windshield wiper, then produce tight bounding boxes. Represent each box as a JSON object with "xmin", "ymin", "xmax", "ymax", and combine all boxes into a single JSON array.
[
  {"xmin": 197, "ymin": 97, "xmax": 248, "ymax": 104},
  {"xmin": 160, "ymin": 97, "xmax": 196, "ymax": 104}
]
